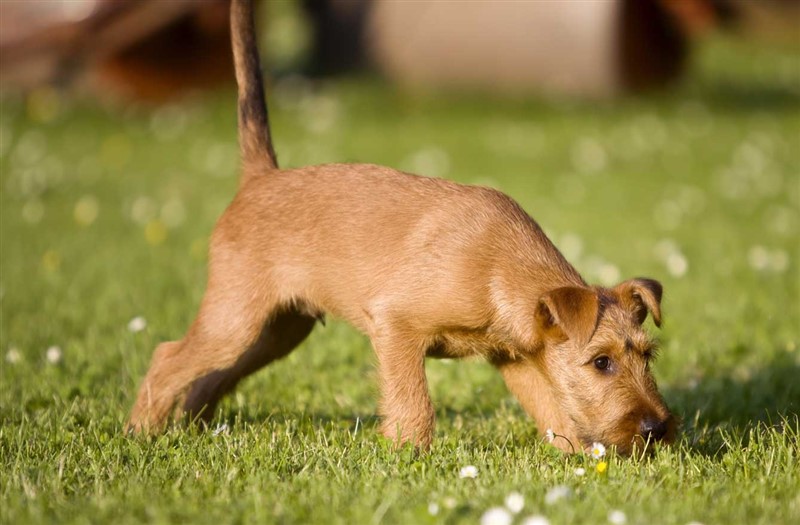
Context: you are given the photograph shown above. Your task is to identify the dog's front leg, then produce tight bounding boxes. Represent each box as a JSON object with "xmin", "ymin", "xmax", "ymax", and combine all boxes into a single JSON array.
[{"xmin": 372, "ymin": 329, "xmax": 435, "ymax": 449}]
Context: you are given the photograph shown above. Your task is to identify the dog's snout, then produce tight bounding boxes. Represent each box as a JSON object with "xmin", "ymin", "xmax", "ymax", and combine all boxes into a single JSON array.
[{"xmin": 639, "ymin": 417, "xmax": 668, "ymax": 441}]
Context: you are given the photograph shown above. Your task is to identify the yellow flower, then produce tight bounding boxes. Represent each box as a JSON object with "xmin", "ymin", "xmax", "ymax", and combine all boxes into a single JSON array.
[
  {"xmin": 145, "ymin": 219, "xmax": 168, "ymax": 245},
  {"xmin": 596, "ymin": 461, "xmax": 608, "ymax": 474},
  {"xmin": 41, "ymin": 250, "xmax": 61, "ymax": 273}
]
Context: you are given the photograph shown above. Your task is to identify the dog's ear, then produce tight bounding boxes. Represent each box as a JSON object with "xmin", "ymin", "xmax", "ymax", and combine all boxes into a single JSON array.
[
  {"xmin": 535, "ymin": 287, "xmax": 599, "ymax": 346},
  {"xmin": 614, "ymin": 278, "xmax": 663, "ymax": 327}
]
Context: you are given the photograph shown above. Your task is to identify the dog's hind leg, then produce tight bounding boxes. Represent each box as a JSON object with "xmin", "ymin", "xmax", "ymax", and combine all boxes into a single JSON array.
[
  {"xmin": 181, "ymin": 308, "xmax": 316, "ymax": 424},
  {"xmin": 126, "ymin": 268, "xmax": 314, "ymax": 433}
]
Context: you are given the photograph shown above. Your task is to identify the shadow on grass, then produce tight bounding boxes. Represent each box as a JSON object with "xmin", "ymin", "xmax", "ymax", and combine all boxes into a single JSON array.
[
  {"xmin": 665, "ymin": 351, "xmax": 800, "ymax": 455},
  {"xmin": 220, "ymin": 410, "xmax": 379, "ymax": 431},
  {"xmin": 204, "ymin": 350, "xmax": 799, "ymax": 455},
  {"xmin": 216, "ymin": 401, "xmax": 501, "ymax": 435}
]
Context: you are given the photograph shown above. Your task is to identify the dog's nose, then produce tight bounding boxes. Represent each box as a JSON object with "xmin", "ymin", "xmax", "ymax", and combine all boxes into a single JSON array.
[{"xmin": 639, "ymin": 417, "xmax": 668, "ymax": 441}]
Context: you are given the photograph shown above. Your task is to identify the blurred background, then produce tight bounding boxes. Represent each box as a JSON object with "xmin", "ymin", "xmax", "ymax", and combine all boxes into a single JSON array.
[
  {"xmin": 0, "ymin": 1, "xmax": 798, "ymax": 421},
  {"xmin": 1, "ymin": 0, "xmax": 798, "ymax": 101}
]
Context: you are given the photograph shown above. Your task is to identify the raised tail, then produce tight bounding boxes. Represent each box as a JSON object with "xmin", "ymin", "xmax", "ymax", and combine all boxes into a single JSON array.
[{"xmin": 230, "ymin": 0, "xmax": 278, "ymax": 174}]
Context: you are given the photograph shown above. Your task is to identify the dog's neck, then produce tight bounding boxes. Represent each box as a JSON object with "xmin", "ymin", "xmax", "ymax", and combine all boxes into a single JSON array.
[{"xmin": 489, "ymin": 247, "xmax": 585, "ymax": 352}]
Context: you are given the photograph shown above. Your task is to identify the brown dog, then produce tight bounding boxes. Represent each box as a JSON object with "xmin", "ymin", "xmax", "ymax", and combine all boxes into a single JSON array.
[{"xmin": 128, "ymin": 0, "xmax": 675, "ymax": 455}]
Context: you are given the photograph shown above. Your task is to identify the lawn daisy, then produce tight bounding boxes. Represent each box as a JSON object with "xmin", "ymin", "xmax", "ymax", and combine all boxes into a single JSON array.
[
  {"xmin": 127, "ymin": 316, "xmax": 147, "ymax": 333},
  {"xmin": 591, "ymin": 442, "xmax": 606, "ymax": 459},
  {"xmin": 74, "ymin": 195, "xmax": 99, "ymax": 227},
  {"xmin": 574, "ymin": 467, "xmax": 586, "ymax": 477},
  {"xmin": 608, "ymin": 509, "xmax": 627, "ymax": 524},
  {"xmin": 544, "ymin": 485, "xmax": 571, "ymax": 506},
  {"xmin": 427, "ymin": 502, "xmax": 439, "ymax": 516},
  {"xmin": 459, "ymin": 465, "xmax": 478, "ymax": 479},
  {"xmin": 521, "ymin": 516, "xmax": 550, "ymax": 525},
  {"xmin": 45, "ymin": 345, "xmax": 62, "ymax": 365},
  {"xmin": 131, "ymin": 196, "xmax": 157, "ymax": 225},
  {"xmin": 504, "ymin": 491, "xmax": 524, "ymax": 514},
  {"xmin": 6, "ymin": 347, "xmax": 21, "ymax": 364},
  {"xmin": 666, "ymin": 252, "xmax": 689, "ymax": 277},
  {"xmin": 545, "ymin": 429, "xmax": 555, "ymax": 443},
  {"xmin": 480, "ymin": 507, "xmax": 512, "ymax": 525},
  {"xmin": 161, "ymin": 197, "xmax": 187, "ymax": 228}
]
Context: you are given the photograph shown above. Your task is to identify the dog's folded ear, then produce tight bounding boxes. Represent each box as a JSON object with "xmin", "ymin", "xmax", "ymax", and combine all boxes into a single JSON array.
[
  {"xmin": 535, "ymin": 287, "xmax": 599, "ymax": 346},
  {"xmin": 614, "ymin": 278, "xmax": 663, "ymax": 327}
]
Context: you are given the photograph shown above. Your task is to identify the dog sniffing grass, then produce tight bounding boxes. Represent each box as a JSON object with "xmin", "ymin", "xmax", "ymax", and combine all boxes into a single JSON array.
[
  {"xmin": 1, "ymin": 23, "xmax": 798, "ymax": 525},
  {"xmin": 128, "ymin": 0, "xmax": 674, "ymax": 455}
]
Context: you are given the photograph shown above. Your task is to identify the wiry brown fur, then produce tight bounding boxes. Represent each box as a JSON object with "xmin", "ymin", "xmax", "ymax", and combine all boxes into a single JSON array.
[{"xmin": 127, "ymin": 0, "xmax": 675, "ymax": 454}]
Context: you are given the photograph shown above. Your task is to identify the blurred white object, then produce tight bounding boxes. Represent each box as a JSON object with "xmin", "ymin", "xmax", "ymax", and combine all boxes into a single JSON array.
[
  {"xmin": 367, "ymin": 0, "xmax": 686, "ymax": 97},
  {"xmin": 369, "ymin": 1, "xmax": 617, "ymax": 96}
]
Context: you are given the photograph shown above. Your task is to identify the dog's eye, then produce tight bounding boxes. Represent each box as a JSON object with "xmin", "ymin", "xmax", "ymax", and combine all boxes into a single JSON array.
[{"xmin": 594, "ymin": 356, "xmax": 610, "ymax": 371}]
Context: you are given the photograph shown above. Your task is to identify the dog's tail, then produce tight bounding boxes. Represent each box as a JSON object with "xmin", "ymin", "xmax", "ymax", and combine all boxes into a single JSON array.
[{"xmin": 231, "ymin": 0, "xmax": 278, "ymax": 176}]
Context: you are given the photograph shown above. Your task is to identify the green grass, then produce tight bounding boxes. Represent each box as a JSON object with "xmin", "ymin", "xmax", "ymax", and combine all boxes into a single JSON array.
[{"xmin": 1, "ymin": 36, "xmax": 799, "ymax": 524}]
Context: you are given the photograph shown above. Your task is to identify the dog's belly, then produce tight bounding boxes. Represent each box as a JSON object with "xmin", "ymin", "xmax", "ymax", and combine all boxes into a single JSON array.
[{"xmin": 427, "ymin": 327, "xmax": 517, "ymax": 359}]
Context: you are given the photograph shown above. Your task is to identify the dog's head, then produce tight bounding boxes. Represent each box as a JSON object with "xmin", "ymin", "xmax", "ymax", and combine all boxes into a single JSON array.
[{"xmin": 503, "ymin": 278, "xmax": 675, "ymax": 455}]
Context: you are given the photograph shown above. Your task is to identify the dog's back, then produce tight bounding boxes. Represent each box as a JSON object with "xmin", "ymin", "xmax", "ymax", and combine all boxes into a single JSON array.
[{"xmin": 215, "ymin": 158, "xmax": 582, "ymax": 340}]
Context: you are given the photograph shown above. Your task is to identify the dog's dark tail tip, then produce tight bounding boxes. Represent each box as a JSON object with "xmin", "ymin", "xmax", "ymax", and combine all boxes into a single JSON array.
[{"xmin": 231, "ymin": 0, "xmax": 278, "ymax": 175}]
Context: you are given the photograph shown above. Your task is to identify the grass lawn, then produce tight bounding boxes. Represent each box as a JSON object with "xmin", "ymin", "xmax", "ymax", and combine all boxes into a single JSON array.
[{"xmin": 1, "ymin": 35, "xmax": 798, "ymax": 525}]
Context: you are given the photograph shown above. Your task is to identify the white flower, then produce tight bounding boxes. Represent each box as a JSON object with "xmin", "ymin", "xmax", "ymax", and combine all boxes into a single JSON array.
[
  {"xmin": 544, "ymin": 485, "xmax": 571, "ymax": 505},
  {"xmin": 574, "ymin": 467, "xmax": 586, "ymax": 477},
  {"xmin": 608, "ymin": 510, "xmax": 627, "ymax": 525},
  {"xmin": 559, "ymin": 233, "xmax": 583, "ymax": 261},
  {"xmin": 521, "ymin": 516, "xmax": 551, "ymax": 525},
  {"xmin": 504, "ymin": 491, "xmax": 524, "ymax": 514},
  {"xmin": 770, "ymin": 250, "xmax": 789, "ymax": 273},
  {"xmin": 46, "ymin": 345, "xmax": 62, "ymax": 365},
  {"xmin": 748, "ymin": 245, "xmax": 770, "ymax": 271},
  {"xmin": 480, "ymin": 507, "xmax": 513, "ymax": 525},
  {"xmin": 406, "ymin": 147, "xmax": 451, "ymax": 178},
  {"xmin": 6, "ymin": 347, "xmax": 21, "ymax": 364},
  {"xmin": 127, "ymin": 316, "xmax": 147, "ymax": 333},
  {"xmin": 442, "ymin": 497, "xmax": 457, "ymax": 509},
  {"xmin": 73, "ymin": 195, "xmax": 99, "ymax": 226},
  {"xmin": 545, "ymin": 429, "xmax": 555, "ymax": 443},
  {"xmin": 131, "ymin": 196, "xmax": 157, "ymax": 225},
  {"xmin": 427, "ymin": 502, "xmax": 439, "ymax": 516},
  {"xmin": 591, "ymin": 442, "xmax": 606, "ymax": 459},
  {"xmin": 161, "ymin": 197, "xmax": 186, "ymax": 228},
  {"xmin": 666, "ymin": 252, "xmax": 688, "ymax": 277},
  {"xmin": 459, "ymin": 465, "xmax": 478, "ymax": 479},
  {"xmin": 598, "ymin": 263, "xmax": 621, "ymax": 287},
  {"xmin": 654, "ymin": 238, "xmax": 680, "ymax": 259},
  {"xmin": 748, "ymin": 246, "xmax": 790, "ymax": 274},
  {"xmin": 212, "ymin": 423, "xmax": 229, "ymax": 436}
]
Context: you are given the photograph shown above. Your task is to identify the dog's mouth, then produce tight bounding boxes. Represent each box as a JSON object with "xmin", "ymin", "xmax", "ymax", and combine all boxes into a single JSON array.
[{"xmin": 577, "ymin": 414, "xmax": 678, "ymax": 456}]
